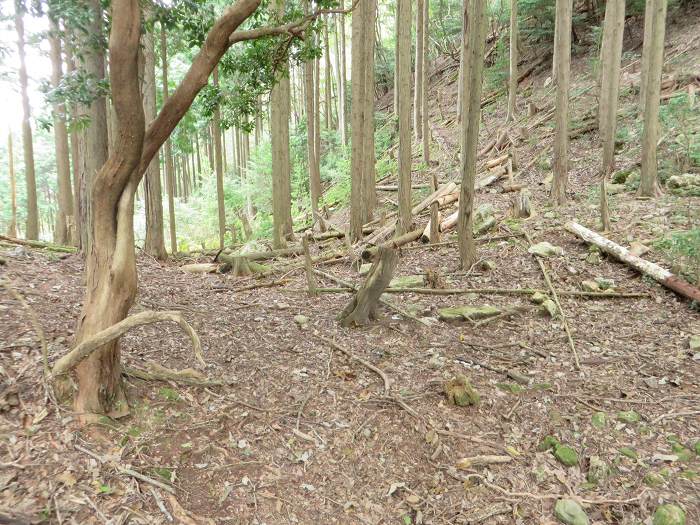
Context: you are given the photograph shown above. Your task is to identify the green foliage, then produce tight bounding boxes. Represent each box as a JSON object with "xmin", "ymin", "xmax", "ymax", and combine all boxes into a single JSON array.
[{"xmin": 658, "ymin": 93, "xmax": 700, "ymax": 172}]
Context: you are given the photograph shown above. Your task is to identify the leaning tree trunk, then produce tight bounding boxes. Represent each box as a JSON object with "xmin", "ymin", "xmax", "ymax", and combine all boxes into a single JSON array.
[
  {"xmin": 161, "ymin": 26, "xmax": 178, "ymax": 254},
  {"xmin": 142, "ymin": 16, "xmax": 167, "ymax": 260},
  {"xmin": 598, "ymin": 0, "xmax": 625, "ymax": 178},
  {"xmin": 396, "ymin": 0, "xmax": 412, "ymax": 235},
  {"xmin": 638, "ymin": 0, "xmax": 667, "ymax": 197},
  {"xmin": 14, "ymin": 1, "xmax": 39, "ymax": 240},
  {"xmin": 49, "ymin": 17, "xmax": 74, "ymax": 245},
  {"xmin": 550, "ymin": 0, "xmax": 572, "ymax": 206},
  {"xmin": 457, "ymin": 0, "xmax": 487, "ymax": 269},
  {"xmin": 7, "ymin": 133, "xmax": 18, "ymax": 238},
  {"xmin": 506, "ymin": 0, "xmax": 518, "ymax": 122}
]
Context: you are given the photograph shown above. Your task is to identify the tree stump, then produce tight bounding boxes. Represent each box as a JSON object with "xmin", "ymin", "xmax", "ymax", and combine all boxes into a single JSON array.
[
  {"xmin": 338, "ymin": 246, "xmax": 399, "ymax": 327},
  {"xmin": 218, "ymin": 255, "xmax": 252, "ymax": 276},
  {"xmin": 510, "ymin": 190, "xmax": 532, "ymax": 218}
]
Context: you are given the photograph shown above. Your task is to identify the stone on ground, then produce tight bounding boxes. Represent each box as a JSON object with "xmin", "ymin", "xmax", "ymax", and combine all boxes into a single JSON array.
[{"xmin": 554, "ymin": 499, "xmax": 589, "ymax": 525}]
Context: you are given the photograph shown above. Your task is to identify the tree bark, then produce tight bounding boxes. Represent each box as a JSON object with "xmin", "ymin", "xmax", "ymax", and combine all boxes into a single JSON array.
[
  {"xmin": 160, "ymin": 26, "xmax": 178, "ymax": 254},
  {"xmin": 142, "ymin": 19, "xmax": 167, "ymax": 260},
  {"xmin": 349, "ymin": 0, "xmax": 367, "ymax": 242},
  {"xmin": 324, "ymin": 16, "xmax": 333, "ymax": 130},
  {"xmin": 598, "ymin": 0, "xmax": 625, "ymax": 178},
  {"xmin": 304, "ymin": 11, "xmax": 322, "ymax": 229},
  {"xmin": 506, "ymin": 0, "xmax": 518, "ymax": 122},
  {"xmin": 49, "ymin": 17, "xmax": 74, "ymax": 245},
  {"xmin": 6, "ymin": 133, "xmax": 17, "ymax": 238},
  {"xmin": 396, "ymin": 0, "xmax": 412, "ymax": 235},
  {"xmin": 212, "ymin": 67, "xmax": 226, "ymax": 249},
  {"xmin": 336, "ymin": 5, "xmax": 348, "ymax": 145},
  {"xmin": 362, "ymin": 0, "xmax": 377, "ymax": 222},
  {"xmin": 14, "ymin": 1, "xmax": 39, "ymax": 240},
  {"xmin": 64, "ymin": 33, "xmax": 81, "ymax": 247},
  {"xmin": 421, "ymin": 0, "xmax": 430, "ymax": 164},
  {"xmin": 81, "ymin": 0, "xmax": 109, "ymax": 251},
  {"xmin": 457, "ymin": 0, "xmax": 487, "ymax": 269},
  {"xmin": 414, "ymin": 0, "xmax": 424, "ymax": 141},
  {"xmin": 271, "ymin": 0, "xmax": 294, "ymax": 248},
  {"xmin": 638, "ymin": 0, "xmax": 667, "ymax": 197},
  {"xmin": 550, "ymin": 0, "xmax": 572, "ymax": 206}
]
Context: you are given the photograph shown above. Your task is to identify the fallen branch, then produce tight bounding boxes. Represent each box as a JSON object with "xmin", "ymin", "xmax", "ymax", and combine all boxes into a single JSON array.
[
  {"xmin": 210, "ymin": 279, "xmax": 287, "ymax": 293},
  {"xmin": 565, "ymin": 221, "xmax": 700, "ymax": 302},
  {"xmin": 52, "ymin": 311, "xmax": 204, "ymax": 378},
  {"xmin": 0, "ymin": 234, "xmax": 76, "ymax": 253},
  {"xmin": 315, "ymin": 334, "xmax": 391, "ymax": 393},
  {"xmin": 305, "ymin": 286, "xmax": 648, "ymax": 299},
  {"xmin": 523, "ymin": 232, "xmax": 581, "ymax": 370},
  {"xmin": 361, "ymin": 228, "xmax": 423, "ymax": 260},
  {"xmin": 123, "ymin": 364, "xmax": 232, "ymax": 386},
  {"xmin": 456, "ymin": 455, "xmax": 513, "ymax": 469}
]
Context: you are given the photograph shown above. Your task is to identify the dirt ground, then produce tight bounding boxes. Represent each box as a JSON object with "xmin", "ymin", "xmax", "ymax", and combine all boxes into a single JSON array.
[{"xmin": 1, "ymin": 9, "xmax": 699, "ymax": 525}]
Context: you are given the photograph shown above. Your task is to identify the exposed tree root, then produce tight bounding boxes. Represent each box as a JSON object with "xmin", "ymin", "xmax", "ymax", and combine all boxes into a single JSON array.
[
  {"xmin": 52, "ymin": 311, "xmax": 204, "ymax": 378},
  {"xmin": 315, "ymin": 334, "xmax": 391, "ymax": 393}
]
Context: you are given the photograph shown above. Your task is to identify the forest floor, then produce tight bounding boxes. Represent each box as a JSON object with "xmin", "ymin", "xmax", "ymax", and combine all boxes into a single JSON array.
[{"xmin": 2, "ymin": 9, "xmax": 700, "ymax": 525}]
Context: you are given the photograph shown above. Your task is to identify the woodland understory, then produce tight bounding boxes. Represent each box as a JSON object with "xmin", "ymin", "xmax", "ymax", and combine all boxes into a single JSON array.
[{"xmin": 1, "ymin": 1, "xmax": 700, "ymax": 524}]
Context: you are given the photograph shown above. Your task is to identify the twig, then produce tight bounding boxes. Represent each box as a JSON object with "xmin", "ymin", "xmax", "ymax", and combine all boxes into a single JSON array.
[
  {"xmin": 651, "ymin": 410, "xmax": 700, "ymax": 425},
  {"xmin": 150, "ymin": 488, "xmax": 174, "ymax": 522},
  {"xmin": 315, "ymin": 334, "xmax": 391, "ymax": 394},
  {"xmin": 296, "ymin": 392, "xmax": 313, "ymax": 430},
  {"xmin": 522, "ymin": 232, "xmax": 581, "ymax": 370}
]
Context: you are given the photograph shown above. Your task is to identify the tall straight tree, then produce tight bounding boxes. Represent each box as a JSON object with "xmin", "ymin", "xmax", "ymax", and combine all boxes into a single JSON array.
[
  {"xmin": 304, "ymin": 10, "xmax": 322, "ymax": 228},
  {"xmin": 80, "ymin": 0, "xmax": 109, "ymax": 250},
  {"xmin": 213, "ymin": 68, "xmax": 226, "ymax": 248},
  {"xmin": 598, "ymin": 0, "xmax": 625, "ymax": 177},
  {"xmin": 349, "ymin": 0, "xmax": 367, "ymax": 241},
  {"xmin": 48, "ymin": 16, "xmax": 74, "ymax": 245},
  {"xmin": 506, "ymin": 0, "xmax": 518, "ymax": 122},
  {"xmin": 457, "ymin": 0, "xmax": 487, "ymax": 268},
  {"xmin": 64, "ymin": 33, "xmax": 81, "ymax": 246},
  {"xmin": 7, "ymin": 133, "xmax": 17, "ymax": 237},
  {"xmin": 336, "ymin": 5, "xmax": 347, "ymax": 144},
  {"xmin": 324, "ymin": 16, "xmax": 333, "ymax": 129},
  {"xmin": 550, "ymin": 0, "xmax": 572, "ymax": 206},
  {"xmin": 639, "ymin": 0, "xmax": 667, "ymax": 197},
  {"xmin": 160, "ymin": 26, "xmax": 177, "ymax": 254},
  {"xmin": 420, "ymin": 0, "xmax": 430, "ymax": 163},
  {"xmin": 414, "ymin": 0, "xmax": 424, "ymax": 141},
  {"xmin": 362, "ymin": 0, "xmax": 377, "ymax": 222},
  {"xmin": 14, "ymin": 0, "xmax": 39, "ymax": 240},
  {"xmin": 270, "ymin": 0, "xmax": 294, "ymax": 248},
  {"xmin": 142, "ymin": 20, "xmax": 167, "ymax": 259},
  {"xmin": 396, "ymin": 0, "xmax": 412, "ymax": 234}
]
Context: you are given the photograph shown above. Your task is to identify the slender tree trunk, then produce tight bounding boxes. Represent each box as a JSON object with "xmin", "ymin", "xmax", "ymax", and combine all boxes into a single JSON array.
[
  {"xmin": 349, "ymin": 0, "xmax": 367, "ymax": 241},
  {"xmin": 65, "ymin": 33, "xmax": 81, "ymax": 247},
  {"xmin": 304, "ymin": 12, "xmax": 322, "ymax": 228},
  {"xmin": 141, "ymin": 20, "xmax": 167, "ymax": 260},
  {"xmin": 7, "ymin": 133, "xmax": 17, "ymax": 237},
  {"xmin": 160, "ymin": 26, "xmax": 177, "ymax": 254},
  {"xmin": 638, "ymin": 0, "xmax": 667, "ymax": 197},
  {"xmin": 314, "ymin": 57, "xmax": 322, "ymax": 226},
  {"xmin": 639, "ymin": 0, "xmax": 654, "ymax": 113},
  {"xmin": 457, "ymin": 0, "xmax": 487, "ymax": 268},
  {"xmin": 421, "ymin": 0, "xmax": 430, "ymax": 165},
  {"xmin": 14, "ymin": 1, "xmax": 39, "ymax": 240},
  {"xmin": 271, "ymin": 0, "xmax": 294, "ymax": 248},
  {"xmin": 550, "ymin": 0, "xmax": 572, "ymax": 206},
  {"xmin": 336, "ymin": 7, "xmax": 348, "ymax": 145},
  {"xmin": 222, "ymin": 128, "xmax": 228, "ymax": 173},
  {"xmin": 393, "ymin": 0, "xmax": 400, "ymax": 116},
  {"xmin": 506, "ymin": 0, "xmax": 518, "ymax": 122},
  {"xmin": 414, "ymin": 0, "xmax": 424, "ymax": 141},
  {"xmin": 49, "ymin": 17, "xmax": 74, "ymax": 245},
  {"xmin": 324, "ymin": 16, "xmax": 333, "ymax": 129},
  {"xmin": 212, "ymin": 68, "xmax": 226, "ymax": 250},
  {"xmin": 195, "ymin": 132, "xmax": 202, "ymax": 175},
  {"xmin": 396, "ymin": 0, "xmax": 413, "ymax": 234},
  {"xmin": 598, "ymin": 0, "xmax": 625, "ymax": 178},
  {"xmin": 362, "ymin": 0, "xmax": 377, "ymax": 221}
]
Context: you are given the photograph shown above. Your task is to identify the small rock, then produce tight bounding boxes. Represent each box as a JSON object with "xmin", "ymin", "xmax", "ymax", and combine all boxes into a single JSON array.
[
  {"xmin": 643, "ymin": 472, "xmax": 665, "ymax": 487},
  {"xmin": 531, "ymin": 292, "xmax": 548, "ymax": 304},
  {"xmin": 293, "ymin": 315, "xmax": 310, "ymax": 328},
  {"xmin": 585, "ymin": 252, "xmax": 601, "ymax": 265},
  {"xmin": 652, "ymin": 504, "xmax": 686, "ymax": 525},
  {"xmin": 594, "ymin": 277, "xmax": 615, "ymax": 290},
  {"xmin": 359, "ymin": 263, "xmax": 372, "ymax": 276},
  {"xmin": 554, "ymin": 498, "xmax": 589, "ymax": 525},
  {"xmin": 689, "ymin": 335, "xmax": 700, "ymax": 352},
  {"xmin": 544, "ymin": 211, "xmax": 557, "ymax": 219},
  {"xmin": 479, "ymin": 260, "xmax": 496, "ymax": 271},
  {"xmin": 554, "ymin": 445, "xmax": 579, "ymax": 467},
  {"xmin": 361, "ymin": 428, "xmax": 372, "ymax": 439},
  {"xmin": 275, "ymin": 302, "xmax": 290, "ymax": 310},
  {"xmin": 540, "ymin": 299, "xmax": 558, "ymax": 318},
  {"xmin": 629, "ymin": 241, "xmax": 650, "ymax": 257},
  {"xmin": 438, "ymin": 305, "xmax": 500, "ymax": 322},
  {"xmin": 428, "ymin": 355, "xmax": 445, "ymax": 370},
  {"xmin": 586, "ymin": 456, "xmax": 608, "ymax": 484},
  {"xmin": 581, "ymin": 280, "xmax": 600, "ymax": 292},
  {"xmin": 591, "ymin": 412, "xmax": 607, "ymax": 429},
  {"xmin": 617, "ymin": 410, "xmax": 641, "ymax": 424},
  {"xmin": 390, "ymin": 275, "xmax": 425, "ymax": 288},
  {"xmin": 528, "ymin": 241, "xmax": 564, "ymax": 258}
]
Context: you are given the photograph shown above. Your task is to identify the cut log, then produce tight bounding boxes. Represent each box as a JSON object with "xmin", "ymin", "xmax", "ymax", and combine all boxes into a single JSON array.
[
  {"xmin": 181, "ymin": 263, "xmax": 219, "ymax": 274},
  {"xmin": 565, "ymin": 221, "xmax": 700, "ymax": 302},
  {"xmin": 218, "ymin": 246, "xmax": 303, "ymax": 262},
  {"xmin": 486, "ymin": 153, "xmax": 510, "ymax": 169},
  {"xmin": 502, "ymin": 182, "xmax": 524, "ymax": 192},
  {"xmin": 376, "ymin": 183, "xmax": 431, "ymax": 191},
  {"xmin": 0, "ymin": 234, "xmax": 76, "ymax": 253},
  {"xmin": 338, "ymin": 246, "xmax": 399, "ymax": 327},
  {"xmin": 362, "ymin": 228, "xmax": 423, "ymax": 260}
]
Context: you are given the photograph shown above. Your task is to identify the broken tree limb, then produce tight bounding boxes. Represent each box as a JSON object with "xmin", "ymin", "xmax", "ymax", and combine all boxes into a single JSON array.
[
  {"xmin": 52, "ymin": 311, "xmax": 204, "ymax": 378},
  {"xmin": 376, "ymin": 183, "xmax": 431, "ymax": 191},
  {"xmin": 217, "ymin": 246, "xmax": 303, "ymax": 262},
  {"xmin": 315, "ymin": 334, "xmax": 391, "ymax": 393},
  {"xmin": 0, "ymin": 234, "xmax": 76, "ymax": 253},
  {"xmin": 362, "ymin": 228, "xmax": 423, "ymax": 260},
  {"xmin": 523, "ymin": 232, "xmax": 581, "ymax": 370},
  {"xmin": 456, "ymin": 455, "xmax": 513, "ymax": 469},
  {"xmin": 565, "ymin": 221, "xmax": 700, "ymax": 302},
  {"xmin": 339, "ymin": 246, "xmax": 398, "ymax": 326}
]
